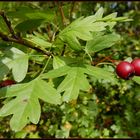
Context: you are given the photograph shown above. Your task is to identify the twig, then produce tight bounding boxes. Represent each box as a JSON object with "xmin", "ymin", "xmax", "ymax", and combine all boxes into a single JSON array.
[
  {"xmin": 0, "ymin": 11, "xmax": 18, "ymax": 39},
  {"xmin": 0, "ymin": 31, "xmax": 52, "ymax": 56},
  {"xmin": 57, "ymin": 2, "xmax": 68, "ymax": 56},
  {"xmin": 91, "ymin": 55, "xmax": 117, "ymax": 66},
  {"xmin": 0, "ymin": 11, "xmax": 52, "ymax": 57},
  {"xmin": 39, "ymin": 55, "xmax": 51, "ymax": 76},
  {"xmin": 58, "ymin": 2, "xmax": 67, "ymax": 27},
  {"xmin": 69, "ymin": 2, "xmax": 75, "ymax": 22},
  {"xmin": 46, "ymin": 24, "xmax": 52, "ymax": 42}
]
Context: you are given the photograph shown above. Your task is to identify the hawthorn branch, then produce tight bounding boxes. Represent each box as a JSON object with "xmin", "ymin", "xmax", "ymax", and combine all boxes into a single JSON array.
[
  {"xmin": 46, "ymin": 24, "xmax": 52, "ymax": 42},
  {"xmin": 0, "ymin": 11, "xmax": 18, "ymax": 39},
  {"xmin": 0, "ymin": 11, "xmax": 52, "ymax": 56},
  {"xmin": 91, "ymin": 54, "xmax": 117, "ymax": 66},
  {"xmin": 0, "ymin": 31, "xmax": 52, "ymax": 56},
  {"xmin": 57, "ymin": 2, "xmax": 68, "ymax": 56},
  {"xmin": 58, "ymin": 2, "xmax": 67, "ymax": 27}
]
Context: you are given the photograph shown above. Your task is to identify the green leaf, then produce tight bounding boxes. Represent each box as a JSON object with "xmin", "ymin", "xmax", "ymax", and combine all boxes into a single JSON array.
[
  {"xmin": 12, "ymin": 55, "xmax": 28, "ymax": 82},
  {"xmin": 0, "ymin": 47, "xmax": 29, "ymax": 82},
  {"xmin": 101, "ymin": 12, "xmax": 132, "ymax": 22},
  {"xmin": 124, "ymin": 57, "xmax": 133, "ymax": 63},
  {"xmin": 42, "ymin": 63, "xmax": 116, "ymax": 102},
  {"xmin": 43, "ymin": 65, "xmax": 115, "ymax": 101},
  {"xmin": 85, "ymin": 33, "xmax": 120, "ymax": 53},
  {"xmin": 59, "ymin": 15, "xmax": 107, "ymax": 51},
  {"xmin": 34, "ymin": 79, "xmax": 61, "ymax": 104},
  {"xmin": 110, "ymin": 17, "xmax": 133, "ymax": 22},
  {"xmin": 0, "ymin": 16, "xmax": 9, "ymax": 33},
  {"xmin": 106, "ymin": 21, "xmax": 117, "ymax": 29},
  {"xmin": 25, "ymin": 10, "xmax": 55, "ymax": 22},
  {"xmin": 41, "ymin": 65, "xmax": 71, "ymax": 79},
  {"xmin": 132, "ymin": 76, "xmax": 140, "ymax": 85},
  {"xmin": 42, "ymin": 66, "xmax": 90, "ymax": 102},
  {"xmin": 0, "ymin": 57, "xmax": 12, "ymax": 80},
  {"xmin": 25, "ymin": 35, "xmax": 56, "ymax": 49},
  {"xmin": 0, "ymin": 83, "xmax": 30, "ymax": 99},
  {"xmin": 57, "ymin": 67, "xmax": 90, "ymax": 102},
  {"xmin": 58, "ymin": 7, "xmax": 128, "ymax": 52},
  {"xmin": 91, "ymin": 22, "xmax": 108, "ymax": 32},
  {"xmin": 15, "ymin": 130, "xmax": 27, "ymax": 138},
  {"xmin": 55, "ymin": 127, "xmax": 70, "ymax": 138},
  {"xmin": 85, "ymin": 65, "xmax": 116, "ymax": 82},
  {"xmin": 102, "ymin": 12, "xmax": 117, "ymax": 21},
  {"xmin": 15, "ymin": 19, "xmax": 45, "ymax": 32},
  {"xmin": 103, "ymin": 128, "xmax": 110, "ymax": 136},
  {"xmin": 53, "ymin": 56, "xmax": 66, "ymax": 69},
  {"xmin": 94, "ymin": 7, "xmax": 104, "ymax": 19},
  {"xmin": 8, "ymin": 8, "xmax": 55, "ymax": 22},
  {"xmin": 7, "ymin": 6, "xmax": 36, "ymax": 19},
  {"xmin": 0, "ymin": 78, "xmax": 61, "ymax": 131},
  {"xmin": 64, "ymin": 33, "xmax": 83, "ymax": 51}
]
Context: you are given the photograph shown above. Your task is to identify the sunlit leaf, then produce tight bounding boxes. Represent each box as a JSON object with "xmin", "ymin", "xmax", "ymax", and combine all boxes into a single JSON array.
[
  {"xmin": 42, "ymin": 64, "xmax": 116, "ymax": 102},
  {"xmin": 0, "ymin": 47, "xmax": 29, "ymax": 82},
  {"xmin": 86, "ymin": 33, "xmax": 120, "ymax": 53},
  {"xmin": 0, "ymin": 78, "xmax": 61, "ymax": 131}
]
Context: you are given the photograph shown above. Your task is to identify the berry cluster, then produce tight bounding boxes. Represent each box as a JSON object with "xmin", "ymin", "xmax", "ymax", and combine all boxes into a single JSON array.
[{"xmin": 116, "ymin": 58, "xmax": 140, "ymax": 80}]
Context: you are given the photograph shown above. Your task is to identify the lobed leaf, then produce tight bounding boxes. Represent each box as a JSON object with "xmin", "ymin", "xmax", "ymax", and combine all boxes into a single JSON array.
[
  {"xmin": 85, "ymin": 33, "xmax": 121, "ymax": 53},
  {"xmin": 0, "ymin": 47, "xmax": 29, "ymax": 82},
  {"xmin": 41, "ymin": 65, "xmax": 71, "ymax": 79},
  {"xmin": 42, "ymin": 64, "xmax": 116, "ymax": 102},
  {"xmin": 0, "ymin": 78, "xmax": 61, "ymax": 131},
  {"xmin": 94, "ymin": 7, "xmax": 104, "ymax": 19},
  {"xmin": 12, "ymin": 55, "xmax": 28, "ymax": 82},
  {"xmin": 25, "ymin": 35, "xmax": 56, "ymax": 49},
  {"xmin": 59, "ymin": 11, "xmax": 108, "ymax": 51},
  {"xmin": 53, "ymin": 56, "xmax": 66, "ymax": 69},
  {"xmin": 0, "ymin": 57, "xmax": 12, "ymax": 80},
  {"xmin": 85, "ymin": 65, "xmax": 116, "ymax": 82},
  {"xmin": 57, "ymin": 67, "xmax": 90, "ymax": 102}
]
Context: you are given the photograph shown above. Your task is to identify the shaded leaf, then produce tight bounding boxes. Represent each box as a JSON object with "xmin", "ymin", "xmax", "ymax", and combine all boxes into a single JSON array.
[
  {"xmin": 25, "ymin": 10, "xmax": 55, "ymax": 21},
  {"xmin": 15, "ymin": 19, "xmax": 45, "ymax": 32},
  {"xmin": 0, "ymin": 57, "xmax": 12, "ymax": 80}
]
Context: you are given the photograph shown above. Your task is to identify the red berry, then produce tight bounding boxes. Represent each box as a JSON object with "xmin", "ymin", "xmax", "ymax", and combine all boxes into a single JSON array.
[
  {"xmin": 131, "ymin": 58, "xmax": 140, "ymax": 76},
  {"xmin": 116, "ymin": 61, "xmax": 135, "ymax": 80},
  {"xmin": 0, "ymin": 80, "xmax": 16, "ymax": 88}
]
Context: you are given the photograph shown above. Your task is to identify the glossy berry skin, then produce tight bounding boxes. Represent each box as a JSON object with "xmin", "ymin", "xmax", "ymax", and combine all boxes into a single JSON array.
[
  {"xmin": 116, "ymin": 61, "xmax": 135, "ymax": 80},
  {"xmin": 131, "ymin": 58, "xmax": 140, "ymax": 76},
  {"xmin": 0, "ymin": 80, "xmax": 15, "ymax": 88}
]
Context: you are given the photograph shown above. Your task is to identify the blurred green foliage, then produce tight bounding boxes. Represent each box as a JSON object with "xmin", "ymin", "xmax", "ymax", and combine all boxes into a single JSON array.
[{"xmin": 0, "ymin": 1, "xmax": 140, "ymax": 138}]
